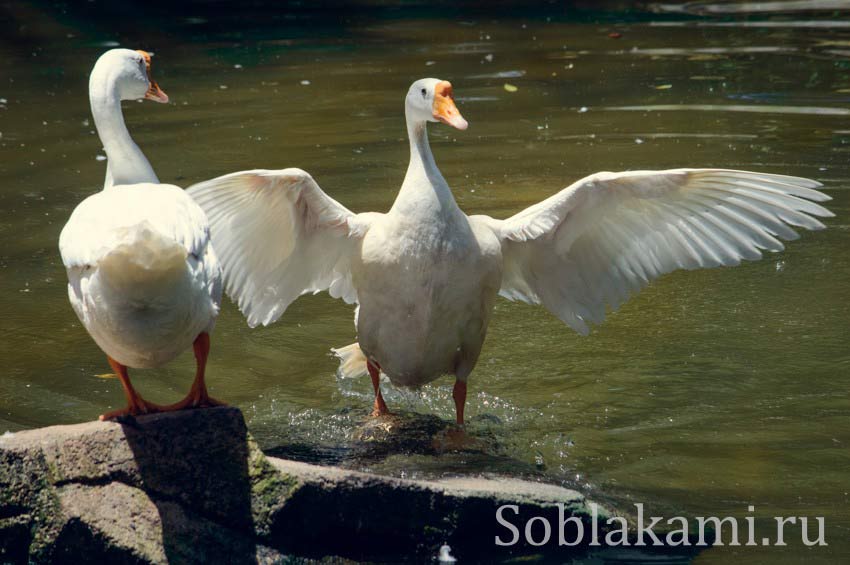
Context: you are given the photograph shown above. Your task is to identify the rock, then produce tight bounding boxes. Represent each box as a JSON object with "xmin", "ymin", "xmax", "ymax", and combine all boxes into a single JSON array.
[
  {"xmin": 0, "ymin": 407, "xmax": 692, "ymax": 563},
  {"xmin": 0, "ymin": 408, "xmax": 286, "ymax": 564}
]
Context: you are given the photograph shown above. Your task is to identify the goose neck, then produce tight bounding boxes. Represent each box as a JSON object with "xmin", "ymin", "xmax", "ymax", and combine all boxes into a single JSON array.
[
  {"xmin": 89, "ymin": 73, "xmax": 158, "ymax": 189},
  {"xmin": 390, "ymin": 110, "xmax": 460, "ymax": 217}
]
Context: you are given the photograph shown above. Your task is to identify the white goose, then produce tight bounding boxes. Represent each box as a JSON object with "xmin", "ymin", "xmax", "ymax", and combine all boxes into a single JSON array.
[
  {"xmin": 59, "ymin": 49, "xmax": 223, "ymax": 420},
  {"xmin": 187, "ymin": 78, "xmax": 832, "ymax": 425}
]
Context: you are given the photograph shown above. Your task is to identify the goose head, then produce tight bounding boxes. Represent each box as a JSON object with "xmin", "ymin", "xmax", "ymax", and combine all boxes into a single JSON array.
[
  {"xmin": 90, "ymin": 48, "xmax": 169, "ymax": 103},
  {"xmin": 405, "ymin": 78, "xmax": 467, "ymax": 130}
]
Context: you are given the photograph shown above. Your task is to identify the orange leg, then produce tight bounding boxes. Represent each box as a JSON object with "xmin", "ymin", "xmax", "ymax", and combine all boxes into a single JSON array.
[
  {"xmin": 99, "ymin": 357, "xmax": 164, "ymax": 421},
  {"xmin": 453, "ymin": 379, "xmax": 467, "ymax": 425},
  {"xmin": 163, "ymin": 332, "xmax": 225, "ymax": 411},
  {"xmin": 368, "ymin": 360, "xmax": 391, "ymax": 417}
]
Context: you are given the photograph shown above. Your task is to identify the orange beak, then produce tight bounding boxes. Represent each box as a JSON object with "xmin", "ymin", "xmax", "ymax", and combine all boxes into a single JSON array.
[
  {"xmin": 136, "ymin": 50, "xmax": 169, "ymax": 104},
  {"xmin": 432, "ymin": 81, "xmax": 467, "ymax": 130}
]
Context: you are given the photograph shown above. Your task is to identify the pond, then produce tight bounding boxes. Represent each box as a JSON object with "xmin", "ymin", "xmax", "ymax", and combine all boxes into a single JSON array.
[{"xmin": 0, "ymin": 1, "xmax": 848, "ymax": 562}]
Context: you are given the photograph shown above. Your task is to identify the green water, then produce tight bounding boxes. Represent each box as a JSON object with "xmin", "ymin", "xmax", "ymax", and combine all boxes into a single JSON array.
[{"xmin": 1, "ymin": 2, "xmax": 849, "ymax": 562}]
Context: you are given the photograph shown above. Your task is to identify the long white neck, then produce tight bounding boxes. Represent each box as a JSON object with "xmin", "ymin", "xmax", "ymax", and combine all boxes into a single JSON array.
[
  {"xmin": 89, "ymin": 71, "xmax": 158, "ymax": 190},
  {"xmin": 390, "ymin": 109, "xmax": 459, "ymax": 217}
]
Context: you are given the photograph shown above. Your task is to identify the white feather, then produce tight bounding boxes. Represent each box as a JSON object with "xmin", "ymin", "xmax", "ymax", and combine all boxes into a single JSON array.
[
  {"xmin": 186, "ymin": 168, "xmax": 377, "ymax": 328},
  {"xmin": 59, "ymin": 183, "xmax": 222, "ymax": 368},
  {"xmin": 478, "ymin": 168, "xmax": 832, "ymax": 335}
]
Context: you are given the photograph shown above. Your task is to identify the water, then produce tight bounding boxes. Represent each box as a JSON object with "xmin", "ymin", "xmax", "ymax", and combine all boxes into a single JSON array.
[{"xmin": 1, "ymin": 2, "xmax": 849, "ymax": 562}]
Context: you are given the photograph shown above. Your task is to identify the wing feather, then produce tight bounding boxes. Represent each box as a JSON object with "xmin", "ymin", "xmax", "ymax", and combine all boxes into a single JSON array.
[
  {"xmin": 186, "ymin": 168, "xmax": 376, "ymax": 327},
  {"xmin": 483, "ymin": 168, "xmax": 832, "ymax": 335}
]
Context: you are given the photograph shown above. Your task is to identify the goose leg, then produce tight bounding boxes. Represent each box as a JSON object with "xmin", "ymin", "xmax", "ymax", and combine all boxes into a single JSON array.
[
  {"xmin": 164, "ymin": 332, "xmax": 225, "ymax": 411},
  {"xmin": 368, "ymin": 360, "xmax": 391, "ymax": 417},
  {"xmin": 452, "ymin": 379, "xmax": 467, "ymax": 425},
  {"xmin": 434, "ymin": 379, "xmax": 471, "ymax": 451},
  {"xmin": 99, "ymin": 357, "xmax": 163, "ymax": 421}
]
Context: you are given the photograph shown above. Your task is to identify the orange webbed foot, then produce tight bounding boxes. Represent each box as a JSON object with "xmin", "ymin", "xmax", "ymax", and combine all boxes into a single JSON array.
[
  {"xmin": 98, "ymin": 398, "xmax": 164, "ymax": 421},
  {"xmin": 370, "ymin": 406, "xmax": 393, "ymax": 418},
  {"xmin": 162, "ymin": 391, "xmax": 227, "ymax": 412}
]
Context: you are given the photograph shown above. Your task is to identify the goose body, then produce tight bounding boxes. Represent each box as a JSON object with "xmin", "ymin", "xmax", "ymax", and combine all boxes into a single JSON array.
[
  {"xmin": 187, "ymin": 78, "xmax": 832, "ymax": 424},
  {"xmin": 353, "ymin": 129, "xmax": 502, "ymax": 385},
  {"xmin": 61, "ymin": 183, "xmax": 220, "ymax": 369},
  {"xmin": 60, "ymin": 49, "xmax": 223, "ymax": 419}
]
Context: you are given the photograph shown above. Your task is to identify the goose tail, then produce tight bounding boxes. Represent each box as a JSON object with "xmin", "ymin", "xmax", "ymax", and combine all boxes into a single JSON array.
[{"xmin": 331, "ymin": 342, "xmax": 369, "ymax": 379}]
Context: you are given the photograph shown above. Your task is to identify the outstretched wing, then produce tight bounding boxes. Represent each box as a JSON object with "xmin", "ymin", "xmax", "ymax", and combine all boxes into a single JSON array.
[
  {"xmin": 475, "ymin": 169, "xmax": 832, "ymax": 335},
  {"xmin": 187, "ymin": 168, "xmax": 377, "ymax": 327}
]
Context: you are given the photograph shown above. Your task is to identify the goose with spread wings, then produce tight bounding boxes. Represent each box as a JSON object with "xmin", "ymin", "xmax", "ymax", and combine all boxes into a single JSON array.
[{"xmin": 187, "ymin": 78, "xmax": 832, "ymax": 425}]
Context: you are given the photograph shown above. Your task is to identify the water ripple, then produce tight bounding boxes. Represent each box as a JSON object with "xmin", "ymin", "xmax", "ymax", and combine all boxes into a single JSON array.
[
  {"xmin": 603, "ymin": 104, "xmax": 850, "ymax": 116},
  {"xmin": 649, "ymin": 19, "xmax": 850, "ymax": 28},
  {"xmin": 651, "ymin": 1, "xmax": 850, "ymax": 15}
]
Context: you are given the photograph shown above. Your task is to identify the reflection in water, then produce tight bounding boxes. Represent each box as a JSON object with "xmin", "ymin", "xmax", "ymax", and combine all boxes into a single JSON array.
[
  {"xmin": 552, "ymin": 132, "xmax": 758, "ymax": 140},
  {"xmin": 605, "ymin": 104, "xmax": 850, "ymax": 115},
  {"xmin": 606, "ymin": 46, "xmax": 800, "ymax": 56},
  {"xmin": 651, "ymin": 20, "xmax": 850, "ymax": 28},
  {"xmin": 1, "ymin": 2, "xmax": 849, "ymax": 563},
  {"xmin": 652, "ymin": 1, "xmax": 850, "ymax": 15},
  {"xmin": 466, "ymin": 70, "xmax": 526, "ymax": 79}
]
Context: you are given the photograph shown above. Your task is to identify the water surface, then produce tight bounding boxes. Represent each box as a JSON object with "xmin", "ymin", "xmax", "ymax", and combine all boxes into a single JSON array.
[{"xmin": 1, "ymin": 2, "xmax": 848, "ymax": 562}]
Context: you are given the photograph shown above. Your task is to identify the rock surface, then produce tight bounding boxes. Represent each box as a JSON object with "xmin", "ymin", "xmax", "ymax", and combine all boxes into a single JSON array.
[{"xmin": 0, "ymin": 407, "xmax": 677, "ymax": 563}]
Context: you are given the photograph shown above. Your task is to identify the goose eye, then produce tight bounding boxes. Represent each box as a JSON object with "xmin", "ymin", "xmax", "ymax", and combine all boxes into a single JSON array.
[{"xmin": 421, "ymin": 88, "xmax": 427, "ymax": 97}]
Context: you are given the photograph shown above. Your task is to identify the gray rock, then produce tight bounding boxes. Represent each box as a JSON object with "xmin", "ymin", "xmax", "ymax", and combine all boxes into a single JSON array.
[{"xmin": 0, "ymin": 407, "xmax": 689, "ymax": 563}]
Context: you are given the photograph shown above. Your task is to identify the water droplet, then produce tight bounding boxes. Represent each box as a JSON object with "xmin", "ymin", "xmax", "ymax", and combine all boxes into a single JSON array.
[{"xmin": 437, "ymin": 543, "xmax": 456, "ymax": 563}]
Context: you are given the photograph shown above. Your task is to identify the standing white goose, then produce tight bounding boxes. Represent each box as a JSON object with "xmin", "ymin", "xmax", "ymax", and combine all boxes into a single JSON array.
[
  {"xmin": 187, "ymin": 78, "xmax": 832, "ymax": 425},
  {"xmin": 59, "ymin": 49, "xmax": 223, "ymax": 420}
]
